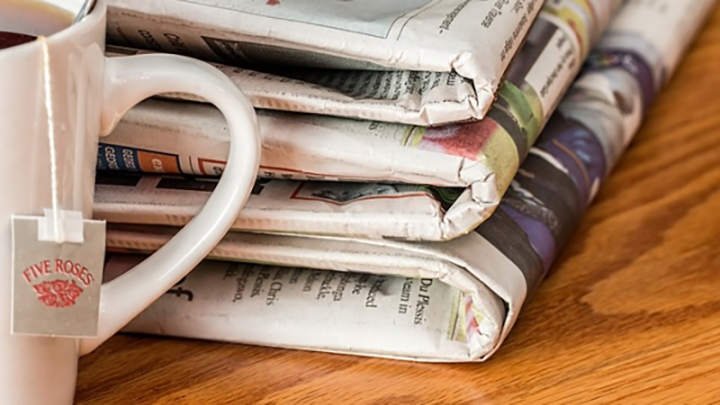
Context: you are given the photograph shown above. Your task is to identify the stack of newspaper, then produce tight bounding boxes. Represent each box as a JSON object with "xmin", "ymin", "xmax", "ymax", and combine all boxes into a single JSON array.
[{"xmin": 97, "ymin": 0, "xmax": 714, "ymax": 361}]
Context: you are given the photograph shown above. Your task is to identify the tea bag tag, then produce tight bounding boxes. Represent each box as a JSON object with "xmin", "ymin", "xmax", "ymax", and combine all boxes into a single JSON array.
[
  {"xmin": 9, "ymin": 36, "xmax": 107, "ymax": 338},
  {"xmin": 10, "ymin": 211, "xmax": 106, "ymax": 337}
]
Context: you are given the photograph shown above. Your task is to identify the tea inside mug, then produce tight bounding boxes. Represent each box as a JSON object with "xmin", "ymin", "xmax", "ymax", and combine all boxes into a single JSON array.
[{"xmin": 0, "ymin": 0, "xmax": 73, "ymax": 50}]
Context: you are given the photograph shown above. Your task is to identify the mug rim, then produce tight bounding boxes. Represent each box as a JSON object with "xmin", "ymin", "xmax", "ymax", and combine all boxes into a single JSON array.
[{"xmin": 0, "ymin": 0, "xmax": 105, "ymax": 59}]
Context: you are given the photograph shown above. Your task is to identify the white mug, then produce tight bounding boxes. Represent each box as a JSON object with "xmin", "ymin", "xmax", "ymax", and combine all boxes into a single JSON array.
[{"xmin": 0, "ymin": 0, "xmax": 261, "ymax": 404}]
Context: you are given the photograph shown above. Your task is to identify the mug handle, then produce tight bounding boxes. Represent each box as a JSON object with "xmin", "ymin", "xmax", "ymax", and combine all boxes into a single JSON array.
[{"xmin": 78, "ymin": 54, "xmax": 260, "ymax": 355}]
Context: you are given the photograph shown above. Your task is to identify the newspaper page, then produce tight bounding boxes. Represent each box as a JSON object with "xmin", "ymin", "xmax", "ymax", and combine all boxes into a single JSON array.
[
  {"xmin": 105, "ymin": 250, "xmax": 508, "ymax": 362},
  {"xmin": 95, "ymin": 175, "xmax": 465, "ymax": 240},
  {"xmin": 105, "ymin": 0, "xmax": 615, "ymax": 126},
  {"xmin": 101, "ymin": 0, "xmax": 714, "ymax": 362},
  {"xmin": 105, "ymin": 0, "xmax": 551, "ymax": 126},
  {"xmin": 98, "ymin": 0, "xmax": 620, "ymax": 241}
]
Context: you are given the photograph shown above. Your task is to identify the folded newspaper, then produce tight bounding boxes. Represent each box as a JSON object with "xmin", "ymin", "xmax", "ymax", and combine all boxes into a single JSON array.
[
  {"xmin": 101, "ymin": 0, "xmax": 714, "ymax": 362},
  {"xmin": 98, "ymin": 0, "xmax": 620, "ymax": 241},
  {"xmin": 105, "ymin": 0, "xmax": 551, "ymax": 125}
]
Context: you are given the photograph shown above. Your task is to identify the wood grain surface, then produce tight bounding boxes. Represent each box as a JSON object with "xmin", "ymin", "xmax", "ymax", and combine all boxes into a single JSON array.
[{"xmin": 76, "ymin": 8, "xmax": 720, "ymax": 405}]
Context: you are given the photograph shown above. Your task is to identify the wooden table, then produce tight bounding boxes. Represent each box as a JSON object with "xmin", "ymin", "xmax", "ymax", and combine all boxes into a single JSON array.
[{"xmin": 76, "ymin": 9, "xmax": 720, "ymax": 405}]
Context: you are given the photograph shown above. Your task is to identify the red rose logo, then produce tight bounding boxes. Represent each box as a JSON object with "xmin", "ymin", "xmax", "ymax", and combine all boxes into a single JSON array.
[{"xmin": 32, "ymin": 280, "xmax": 84, "ymax": 308}]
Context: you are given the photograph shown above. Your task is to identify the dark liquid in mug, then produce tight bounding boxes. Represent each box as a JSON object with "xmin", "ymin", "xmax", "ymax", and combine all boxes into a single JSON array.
[
  {"xmin": 0, "ymin": 32, "xmax": 36, "ymax": 50},
  {"xmin": 0, "ymin": 0, "xmax": 73, "ymax": 50}
]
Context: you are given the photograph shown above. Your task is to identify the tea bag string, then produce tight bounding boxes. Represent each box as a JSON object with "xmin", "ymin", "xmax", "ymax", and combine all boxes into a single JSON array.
[{"xmin": 39, "ymin": 36, "xmax": 62, "ymax": 243}]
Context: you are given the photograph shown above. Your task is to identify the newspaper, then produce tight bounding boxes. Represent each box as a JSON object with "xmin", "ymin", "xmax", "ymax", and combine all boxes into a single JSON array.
[
  {"xmin": 105, "ymin": 0, "xmax": 551, "ymax": 126},
  {"xmin": 100, "ymin": 0, "xmax": 715, "ymax": 362},
  {"xmin": 98, "ymin": 0, "xmax": 620, "ymax": 241}
]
